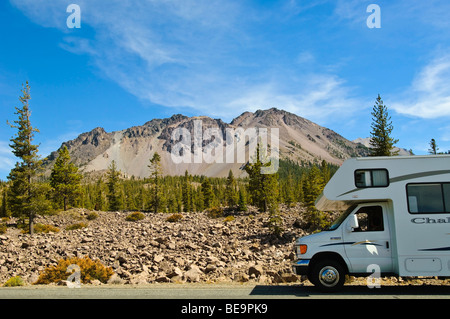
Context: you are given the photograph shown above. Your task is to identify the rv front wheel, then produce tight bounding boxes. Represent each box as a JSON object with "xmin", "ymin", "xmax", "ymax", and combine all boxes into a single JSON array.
[{"xmin": 310, "ymin": 259, "xmax": 346, "ymax": 292}]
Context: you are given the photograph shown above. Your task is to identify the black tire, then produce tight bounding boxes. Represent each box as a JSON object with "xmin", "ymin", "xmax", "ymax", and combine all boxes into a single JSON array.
[{"xmin": 309, "ymin": 259, "xmax": 346, "ymax": 292}]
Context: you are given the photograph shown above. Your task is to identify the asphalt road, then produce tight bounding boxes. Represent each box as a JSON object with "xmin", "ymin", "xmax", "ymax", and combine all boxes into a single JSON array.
[
  {"xmin": 0, "ymin": 283, "xmax": 449, "ymax": 299},
  {"xmin": 1, "ymin": 284, "xmax": 447, "ymax": 317}
]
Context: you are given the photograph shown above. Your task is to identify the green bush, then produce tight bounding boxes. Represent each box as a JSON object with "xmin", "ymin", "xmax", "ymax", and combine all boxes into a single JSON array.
[
  {"xmin": 86, "ymin": 212, "xmax": 99, "ymax": 220},
  {"xmin": 34, "ymin": 223, "xmax": 60, "ymax": 233},
  {"xmin": 34, "ymin": 256, "xmax": 114, "ymax": 285},
  {"xmin": 0, "ymin": 224, "xmax": 6, "ymax": 235},
  {"xmin": 223, "ymin": 215, "xmax": 235, "ymax": 223},
  {"xmin": 65, "ymin": 222, "xmax": 88, "ymax": 231},
  {"xmin": 125, "ymin": 212, "xmax": 145, "ymax": 222},
  {"xmin": 166, "ymin": 213, "xmax": 183, "ymax": 223},
  {"xmin": 4, "ymin": 276, "xmax": 25, "ymax": 287}
]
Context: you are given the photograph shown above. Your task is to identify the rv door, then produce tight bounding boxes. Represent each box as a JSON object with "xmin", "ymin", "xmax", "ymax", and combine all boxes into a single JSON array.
[{"xmin": 343, "ymin": 204, "xmax": 393, "ymax": 274}]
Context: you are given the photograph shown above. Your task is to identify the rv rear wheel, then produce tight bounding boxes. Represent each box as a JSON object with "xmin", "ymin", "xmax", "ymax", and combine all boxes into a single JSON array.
[{"xmin": 310, "ymin": 259, "xmax": 346, "ymax": 292}]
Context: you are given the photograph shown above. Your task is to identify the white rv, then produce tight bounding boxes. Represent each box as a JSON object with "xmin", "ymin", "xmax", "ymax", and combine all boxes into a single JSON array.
[{"xmin": 292, "ymin": 155, "xmax": 450, "ymax": 291}]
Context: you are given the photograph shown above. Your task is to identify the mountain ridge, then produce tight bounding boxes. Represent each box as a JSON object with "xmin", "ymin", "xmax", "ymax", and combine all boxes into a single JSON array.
[{"xmin": 43, "ymin": 108, "xmax": 370, "ymax": 178}]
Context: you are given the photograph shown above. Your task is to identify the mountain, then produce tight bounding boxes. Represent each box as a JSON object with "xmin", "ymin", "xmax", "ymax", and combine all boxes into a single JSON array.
[
  {"xmin": 42, "ymin": 108, "xmax": 369, "ymax": 178},
  {"xmin": 352, "ymin": 137, "xmax": 411, "ymax": 156}
]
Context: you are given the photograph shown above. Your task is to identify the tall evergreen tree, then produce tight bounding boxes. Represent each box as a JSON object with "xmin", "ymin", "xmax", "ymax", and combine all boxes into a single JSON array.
[
  {"xmin": 201, "ymin": 178, "xmax": 213, "ymax": 209},
  {"xmin": 93, "ymin": 177, "xmax": 104, "ymax": 211},
  {"xmin": 182, "ymin": 170, "xmax": 192, "ymax": 212},
  {"xmin": 224, "ymin": 169, "xmax": 238, "ymax": 208},
  {"xmin": 428, "ymin": 138, "xmax": 439, "ymax": 155},
  {"xmin": 50, "ymin": 145, "xmax": 82, "ymax": 211},
  {"xmin": 283, "ymin": 174, "xmax": 296, "ymax": 207},
  {"xmin": 244, "ymin": 143, "xmax": 279, "ymax": 212},
  {"xmin": 0, "ymin": 182, "xmax": 9, "ymax": 218},
  {"xmin": 148, "ymin": 152, "xmax": 162, "ymax": 213},
  {"xmin": 237, "ymin": 188, "xmax": 247, "ymax": 212},
  {"xmin": 106, "ymin": 160, "xmax": 122, "ymax": 211},
  {"xmin": 369, "ymin": 94, "xmax": 399, "ymax": 156},
  {"xmin": 7, "ymin": 82, "xmax": 50, "ymax": 235}
]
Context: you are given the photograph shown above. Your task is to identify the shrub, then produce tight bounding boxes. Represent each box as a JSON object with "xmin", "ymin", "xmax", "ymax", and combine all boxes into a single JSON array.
[
  {"xmin": 65, "ymin": 222, "xmax": 88, "ymax": 231},
  {"xmin": 86, "ymin": 212, "xmax": 99, "ymax": 220},
  {"xmin": 3, "ymin": 276, "xmax": 25, "ymax": 287},
  {"xmin": 34, "ymin": 223, "xmax": 60, "ymax": 233},
  {"xmin": 125, "ymin": 212, "xmax": 145, "ymax": 222},
  {"xmin": 223, "ymin": 215, "xmax": 235, "ymax": 223},
  {"xmin": 34, "ymin": 256, "xmax": 114, "ymax": 285},
  {"xmin": 166, "ymin": 213, "xmax": 183, "ymax": 223},
  {"xmin": 0, "ymin": 224, "xmax": 6, "ymax": 235}
]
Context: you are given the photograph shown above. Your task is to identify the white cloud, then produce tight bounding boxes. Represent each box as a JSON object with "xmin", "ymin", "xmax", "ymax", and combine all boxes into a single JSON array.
[
  {"xmin": 10, "ymin": 0, "xmax": 364, "ymax": 125},
  {"xmin": 391, "ymin": 54, "xmax": 450, "ymax": 119}
]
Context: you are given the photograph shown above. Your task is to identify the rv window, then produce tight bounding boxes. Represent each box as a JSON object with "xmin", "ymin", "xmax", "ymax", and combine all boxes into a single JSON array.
[
  {"xmin": 355, "ymin": 169, "xmax": 389, "ymax": 188},
  {"xmin": 444, "ymin": 184, "xmax": 450, "ymax": 213},
  {"xmin": 353, "ymin": 206, "xmax": 384, "ymax": 232},
  {"xmin": 407, "ymin": 183, "xmax": 446, "ymax": 214}
]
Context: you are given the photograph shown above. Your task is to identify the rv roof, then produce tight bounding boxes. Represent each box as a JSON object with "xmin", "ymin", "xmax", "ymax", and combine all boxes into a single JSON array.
[{"xmin": 354, "ymin": 155, "xmax": 450, "ymax": 161}]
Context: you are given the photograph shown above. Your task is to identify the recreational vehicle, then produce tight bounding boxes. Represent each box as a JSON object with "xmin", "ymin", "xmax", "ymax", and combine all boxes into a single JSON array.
[{"xmin": 292, "ymin": 155, "xmax": 450, "ymax": 291}]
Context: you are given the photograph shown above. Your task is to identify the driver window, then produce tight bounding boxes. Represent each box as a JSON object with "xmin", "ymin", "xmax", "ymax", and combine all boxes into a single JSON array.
[{"xmin": 353, "ymin": 206, "xmax": 384, "ymax": 232}]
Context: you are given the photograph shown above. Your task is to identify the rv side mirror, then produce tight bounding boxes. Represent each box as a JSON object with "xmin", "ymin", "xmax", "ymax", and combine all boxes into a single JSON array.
[{"xmin": 346, "ymin": 214, "xmax": 359, "ymax": 232}]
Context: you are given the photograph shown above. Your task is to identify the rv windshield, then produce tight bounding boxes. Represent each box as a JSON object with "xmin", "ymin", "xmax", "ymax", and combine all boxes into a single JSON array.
[{"xmin": 325, "ymin": 205, "xmax": 357, "ymax": 231}]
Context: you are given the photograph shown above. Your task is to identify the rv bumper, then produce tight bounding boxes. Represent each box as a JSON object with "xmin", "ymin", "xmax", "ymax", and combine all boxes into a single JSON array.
[{"xmin": 292, "ymin": 259, "xmax": 310, "ymax": 275}]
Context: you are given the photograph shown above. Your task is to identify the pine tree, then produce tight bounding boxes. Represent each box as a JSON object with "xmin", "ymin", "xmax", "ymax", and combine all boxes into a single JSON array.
[
  {"xmin": 224, "ymin": 170, "xmax": 238, "ymax": 208},
  {"xmin": 148, "ymin": 152, "xmax": 162, "ymax": 213},
  {"xmin": 428, "ymin": 138, "xmax": 439, "ymax": 155},
  {"xmin": 50, "ymin": 146, "xmax": 82, "ymax": 211},
  {"xmin": 283, "ymin": 174, "xmax": 296, "ymax": 206},
  {"xmin": 237, "ymin": 188, "xmax": 247, "ymax": 212},
  {"xmin": 320, "ymin": 160, "xmax": 331, "ymax": 186},
  {"xmin": 106, "ymin": 160, "xmax": 122, "ymax": 211},
  {"xmin": 182, "ymin": 170, "xmax": 192, "ymax": 212},
  {"xmin": 244, "ymin": 143, "xmax": 279, "ymax": 212},
  {"xmin": 302, "ymin": 165, "xmax": 331, "ymax": 230},
  {"xmin": 93, "ymin": 177, "xmax": 104, "ymax": 211},
  {"xmin": 369, "ymin": 94, "xmax": 399, "ymax": 156},
  {"xmin": 7, "ymin": 82, "xmax": 50, "ymax": 235},
  {"xmin": 0, "ymin": 182, "xmax": 9, "ymax": 218},
  {"xmin": 201, "ymin": 177, "xmax": 213, "ymax": 209}
]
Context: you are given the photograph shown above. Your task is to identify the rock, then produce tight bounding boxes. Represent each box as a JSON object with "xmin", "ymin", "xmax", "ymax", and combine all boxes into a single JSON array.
[
  {"xmin": 0, "ymin": 207, "xmax": 326, "ymax": 286},
  {"xmin": 205, "ymin": 264, "xmax": 217, "ymax": 274},
  {"xmin": 155, "ymin": 276, "xmax": 171, "ymax": 283},
  {"xmin": 21, "ymin": 242, "xmax": 31, "ymax": 249},
  {"xmin": 249, "ymin": 265, "xmax": 264, "ymax": 277},
  {"xmin": 234, "ymin": 273, "xmax": 249, "ymax": 282},
  {"xmin": 154, "ymin": 254, "xmax": 164, "ymax": 263},
  {"xmin": 186, "ymin": 242, "xmax": 198, "ymax": 250},
  {"xmin": 185, "ymin": 264, "xmax": 203, "ymax": 282},
  {"xmin": 167, "ymin": 267, "xmax": 183, "ymax": 278},
  {"xmin": 281, "ymin": 273, "xmax": 299, "ymax": 283},
  {"xmin": 107, "ymin": 273, "xmax": 125, "ymax": 285}
]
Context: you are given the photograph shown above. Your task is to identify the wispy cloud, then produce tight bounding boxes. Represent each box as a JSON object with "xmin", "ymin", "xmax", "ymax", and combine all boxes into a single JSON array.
[
  {"xmin": 391, "ymin": 54, "xmax": 450, "ymax": 119},
  {"xmin": 10, "ymin": 0, "xmax": 364, "ymax": 124}
]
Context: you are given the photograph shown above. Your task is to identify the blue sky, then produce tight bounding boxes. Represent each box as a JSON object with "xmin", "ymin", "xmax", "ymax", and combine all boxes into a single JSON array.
[{"xmin": 1, "ymin": 0, "xmax": 450, "ymax": 179}]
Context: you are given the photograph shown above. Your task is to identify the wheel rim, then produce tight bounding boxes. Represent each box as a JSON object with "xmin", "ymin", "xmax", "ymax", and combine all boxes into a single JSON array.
[{"xmin": 318, "ymin": 266, "xmax": 339, "ymax": 287}]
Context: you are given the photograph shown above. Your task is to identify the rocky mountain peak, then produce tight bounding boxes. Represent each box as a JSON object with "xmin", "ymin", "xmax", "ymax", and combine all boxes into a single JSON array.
[{"xmin": 43, "ymin": 108, "xmax": 370, "ymax": 178}]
